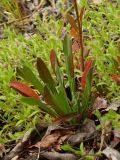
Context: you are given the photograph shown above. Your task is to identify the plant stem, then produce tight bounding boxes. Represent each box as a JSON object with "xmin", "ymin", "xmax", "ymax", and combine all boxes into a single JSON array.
[{"xmin": 74, "ymin": 0, "xmax": 84, "ymax": 71}]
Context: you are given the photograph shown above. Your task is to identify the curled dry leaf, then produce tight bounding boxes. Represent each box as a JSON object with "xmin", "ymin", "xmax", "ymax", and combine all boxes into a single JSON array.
[
  {"xmin": 111, "ymin": 129, "xmax": 120, "ymax": 148},
  {"xmin": 31, "ymin": 131, "xmax": 61, "ymax": 149},
  {"xmin": 30, "ymin": 125, "xmax": 74, "ymax": 150},
  {"xmin": 102, "ymin": 147, "xmax": 120, "ymax": 160}
]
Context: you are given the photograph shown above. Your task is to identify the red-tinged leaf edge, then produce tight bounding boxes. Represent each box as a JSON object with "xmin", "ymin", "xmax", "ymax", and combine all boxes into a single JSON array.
[
  {"xmin": 112, "ymin": 74, "xmax": 120, "ymax": 83},
  {"xmin": 10, "ymin": 81, "xmax": 40, "ymax": 100},
  {"xmin": 81, "ymin": 60, "xmax": 93, "ymax": 91}
]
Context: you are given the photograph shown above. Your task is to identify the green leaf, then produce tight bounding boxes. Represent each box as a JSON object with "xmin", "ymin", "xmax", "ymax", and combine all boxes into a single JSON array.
[
  {"xmin": 63, "ymin": 34, "xmax": 74, "ymax": 78},
  {"xmin": 17, "ymin": 66, "xmax": 44, "ymax": 94},
  {"xmin": 63, "ymin": 34, "xmax": 75, "ymax": 100},
  {"xmin": 81, "ymin": 67, "xmax": 93, "ymax": 115},
  {"xmin": 79, "ymin": 143, "xmax": 85, "ymax": 156},
  {"xmin": 44, "ymin": 85, "xmax": 63, "ymax": 115},
  {"xmin": 21, "ymin": 97, "xmax": 57, "ymax": 118},
  {"xmin": 37, "ymin": 58, "xmax": 57, "ymax": 94},
  {"xmin": 55, "ymin": 88, "xmax": 72, "ymax": 114}
]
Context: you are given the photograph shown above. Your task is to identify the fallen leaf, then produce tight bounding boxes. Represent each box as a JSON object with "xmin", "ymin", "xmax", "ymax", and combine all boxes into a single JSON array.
[
  {"xmin": 111, "ymin": 129, "xmax": 120, "ymax": 148},
  {"xmin": 68, "ymin": 119, "xmax": 96, "ymax": 146},
  {"xmin": 30, "ymin": 124, "xmax": 74, "ymax": 150},
  {"xmin": 105, "ymin": 101, "xmax": 120, "ymax": 111},
  {"xmin": 93, "ymin": 0, "xmax": 103, "ymax": 4},
  {"xmin": 68, "ymin": 132, "xmax": 95, "ymax": 146},
  {"xmin": 93, "ymin": 97, "xmax": 107, "ymax": 110},
  {"xmin": 40, "ymin": 151, "xmax": 77, "ymax": 160},
  {"xmin": 5, "ymin": 124, "xmax": 47, "ymax": 160},
  {"xmin": 102, "ymin": 147, "xmax": 120, "ymax": 160},
  {"xmin": 11, "ymin": 155, "xmax": 19, "ymax": 160},
  {"xmin": 31, "ymin": 131, "xmax": 61, "ymax": 149}
]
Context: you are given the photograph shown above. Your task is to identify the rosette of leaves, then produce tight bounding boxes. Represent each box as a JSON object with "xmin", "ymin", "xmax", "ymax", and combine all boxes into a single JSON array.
[{"xmin": 10, "ymin": 34, "xmax": 94, "ymax": 122}]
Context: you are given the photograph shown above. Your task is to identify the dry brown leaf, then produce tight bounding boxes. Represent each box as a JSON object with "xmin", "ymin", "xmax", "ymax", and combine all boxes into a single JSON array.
[
  {"xmin": 40, "ymin": 151, "xmax": 77, "ymax": 160},
  {"xmin": 102, "ymin": 147, "xmax": 120, "ymax": 160},
  {"xmin": 5, "ymin": 124, "xmax": 47, "ymax": 160},
  {"xmin": 56, "ymin": 134, "xmax": 72, "ymax": 151},
  {"xmin": 31, "ymin": 125, "xmax": 74, "ymax": 150},
  {"xmin": 111, "ymin": 129, "xmax": 120, "ymax": 148},
  {"xmin": 93, "ymin": 97, "xmax": 107, "ymax": 110},
  {"xmin": 93, "ymin": 0, "xmax": 103, "ymax": 4},
  {"xmin": 32, "ymin": 131, "xmax": 61, "ymax": 149},
  {"xmin": 105, "ymin": 101, "xmax": 120, "ymax": 111}
]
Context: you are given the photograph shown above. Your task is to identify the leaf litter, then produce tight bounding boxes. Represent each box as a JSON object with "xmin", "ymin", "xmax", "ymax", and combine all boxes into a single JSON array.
[{"xmin": 1, "ymin": 0, "xmax": 120, "ymax": 160}]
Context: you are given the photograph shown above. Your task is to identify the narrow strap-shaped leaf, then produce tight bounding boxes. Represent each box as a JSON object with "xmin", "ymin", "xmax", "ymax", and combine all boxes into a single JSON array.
[
  {"xmin": 63, "ymin": 34, "xmax": 74, "ymax": 78},
  {"xmin": 66, "ymin": 14, "xmax": 78, "ymax": 32},
  {"xmin": 21, "ymin": 97, "xmax": 57, "ymax": 118},
  {"xmin": 81, "ymin": 67, "xmax": 93, "ymax": 115},
  {"xmin": 10, "ymin": 81, "xmax": 40, "ymax": 100},
  {"xmin": 37, "ymin": 58, "xmax": 56, "ymax": 94},
  {"xmin": 44, "ymin": 85, "xmax": 63, "ymax": 115},
  {"xmin": 50, "ymin": 50, "xmax": 72, "ymax": 113},
  {"xmin": 79, "ymin": 7, "xmax": 85, "ymax": 24},
  {"xmin": 17, "ymin": 66, "xmax": 44, "ymax": 94},
  {"xmin": 50, "ymin": 49, "xmax": 57, "ymax": 74},
  {"xmin": 55, "ymin": 88, "xmax": 72, "ymax": 114},
  {"xmin": 81, "ymin": 60, "xmax": 93, "ymax": 91},
  {"xmin": 63, "ymin": 34, "xmax": 75, "ymax": 98}
]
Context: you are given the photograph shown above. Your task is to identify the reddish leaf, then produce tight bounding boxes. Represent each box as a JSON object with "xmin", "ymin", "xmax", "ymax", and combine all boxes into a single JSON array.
[
  {"xmin": 81, "ymin": 60, "xmax": 93, "ymax": 90},
  {"xmin": 112, "ymin": 74, "xmax": 120, "ymax": 83},
  {"xmin": 37, "ymin": 58, "xmax": 56, "ymax": 94},
  {"xmin": 50, "ymin": 49, "xmax": 57, "ymax": 73},
  {"xmin": 72, "ymin": 41, "xmax": 80, "ymax": 53},
  {"xmin": 70, "ymin": 28, "xmax": 78, "ymax": 40},
  {"xmin": 66, "ymin": 14, "xmax": 78, "ymax": 32},
  {"xmin": 10, "ymin": 81, "xmax": 40, "ymax": 100},
  {"xmin": 79, "ymin": 7, "xmax": 85, "ymax": 23}
]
